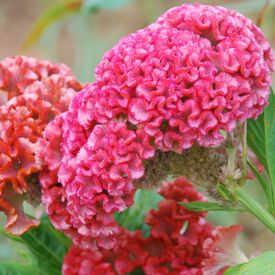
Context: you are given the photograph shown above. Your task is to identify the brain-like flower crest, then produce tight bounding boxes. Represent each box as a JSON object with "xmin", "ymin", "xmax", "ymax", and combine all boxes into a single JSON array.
[
  {"xmin": 40, "ymin": 3, "xmax": 274, "ymax": 249},
  {"xmin": 0, "ymin": 56, "xmax": 82, "ymax": 234},
  {"xmin": 62, "ymin": 177, "xmax": 246, "ymax": 275}
]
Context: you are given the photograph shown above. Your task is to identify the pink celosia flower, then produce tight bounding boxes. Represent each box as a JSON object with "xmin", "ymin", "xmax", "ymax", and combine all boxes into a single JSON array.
[
  {"xmin": 41, "ymin": 115, "xmax": 154, "ymax": 249},
  {"xmin": 40, "ymin": 3, "xmax": 274, "ymax": 249},
  {"xmin": 95, "ymin": 3, "xmax": 274, "ymax": 149},
  {"xmin": 62, "ymin": 177, "xmax": 245, "ymax": 274},
  {"xmin": 0, "ymin": 56, "xmax": 82, "ymax": 234}
]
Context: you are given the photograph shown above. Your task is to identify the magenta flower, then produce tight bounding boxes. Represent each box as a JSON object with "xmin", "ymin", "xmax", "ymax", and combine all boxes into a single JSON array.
[
  {"xmin": 41, "ymin": 115, "xmax": 154, "ymax": 249},
  {"xmin": 95, "ymin": 3, "xmax": 274, "ymax": 149},
  {"xmin": 40, "ymin": 3, "xmax": 274, "ymax": 249}
]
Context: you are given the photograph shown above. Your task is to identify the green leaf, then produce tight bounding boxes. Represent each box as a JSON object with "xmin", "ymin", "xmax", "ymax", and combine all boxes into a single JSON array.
[
  {"xmin": 0, "ymin": 262, "xmax": 41, "ymax": 275},
  {"xmin": 247, "ymin": 111, "xmax": 267, "ymax": 170},
  {"xmin": 19, "ymin": 215, "xmax": 71, "ymax": 275},
  {"xmin": 0, "ymin": 228, "xmax": 24, "ymax": 244},
  {"xmin": 21, "ymin": 0, "xmax": 82, "ymax": 50},
  {"xmin": 247, "ymin": 88, "xmax": 275, "ymax": 203},
  {"xmin": 1, "ymin": 216, "xmax": 70, "ymax": 274},
  {"xmin": 178, "ymin": 201, "xmax": 241, "ymax": 212},
  {"xmin": 224, "ymin": 251, "xmax": 275, "ymax": 275},
  {"xmin": 247, "ymin": 160, "xmax": 273, "ymax": 208},
  {"xmin": 264, "ymin": 88, "xmax": 275, "ymax": 191},
  {"xmin": 114, "ymin": 189, "xmax": 163, "ymax": 232},
  {"xmin": 236, "ymin": 187, "xmax": 275, "ymax": 233}
]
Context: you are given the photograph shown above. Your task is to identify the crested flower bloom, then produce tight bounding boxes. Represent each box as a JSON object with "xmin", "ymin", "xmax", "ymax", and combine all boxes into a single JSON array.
[
  {"xmin": 95, "ymin": 3, "xmax": 274, "ymax": 150},
  {"xmin": 62, "ymin": 177, "xmax": 246, "ymax": 275},
  {"xmin": 40, "ymin": 4, "xmax": 274, "ymax": 249},
  {"xmin": 0, "ymin": 56, "xmax": 82, "ymax": 235},
  {"xmin": 41, "ymin": 114, "xmax": 155, "ymax": 249}
]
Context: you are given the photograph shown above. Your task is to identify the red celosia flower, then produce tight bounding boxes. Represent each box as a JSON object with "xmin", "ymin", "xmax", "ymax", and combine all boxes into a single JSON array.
[
  {"xmin": 63, "ymin": 229, "xmax": 147, "ymax": 275},
  {"xmin": 0, "ymin": 56, "xmax": 82, "ymax": 234},
  {"xmin": 62, "ymin": 177, "xmax": 245, "ymax": 275},
  {"xmin": 62, "ymin": 245, "xmax": 115, "ymax": 275},
  {"xmin": 40, "ymin": 3, "xmax": 274, "ymax": 249},
  {"xmin": 139, "ymin": 178, "xmax": 213, "ymax": 274},
  {"xmin": 202, "ymin": 224, "xmax": 247, "ymax": 275}
]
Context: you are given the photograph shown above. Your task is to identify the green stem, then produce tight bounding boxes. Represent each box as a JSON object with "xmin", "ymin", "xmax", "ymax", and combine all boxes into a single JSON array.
[
  {"xmin": 236, "ymin": 187, "xmax": 275, "ymax": 233},
  {"xmin": 267, "ymin": 86, "xmax": 275, "ymax": 215},
  {"xmin": 241, "ymin": 121, "xmax": 247, "ymax": 185}
]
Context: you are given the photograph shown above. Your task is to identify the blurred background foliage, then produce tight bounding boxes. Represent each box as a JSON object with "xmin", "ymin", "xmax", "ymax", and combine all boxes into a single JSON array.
[
  {"xmin": 0, "ymin": 0, "xmax": 275, "ymax": 266},
  {"xmin": 0, "ymin": 0, "xmax": 274, "ymax": 83}
]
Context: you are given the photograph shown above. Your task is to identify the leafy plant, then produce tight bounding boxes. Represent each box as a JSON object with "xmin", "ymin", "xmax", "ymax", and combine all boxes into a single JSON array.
[
  {"xmin": 0, "ymin": 216, "xmax": 71, "ymax": 275},
  {"xmin": 245, "ymin": 89, "xmax": 275, "ymax": 219},
  {"xmin": 225, "ymin": 251, "xmax": 275, "ymax": 275},
  {"xmin": 1, "ymin": 1, "xmax": 275, "ymax": 274},
  {"xmin": 179, "ymin": 201, "xmax": 242, "ymax": 212},
  {"xmin": 115, "ymin": 189, "xmax": 163, "ymax": 235}
]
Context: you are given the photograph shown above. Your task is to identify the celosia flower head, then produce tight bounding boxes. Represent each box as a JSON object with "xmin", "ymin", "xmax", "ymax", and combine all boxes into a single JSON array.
[
  {"xmin": 62, "ymin": 177, "xmax": 246, "ymax": 275},
  {"xmin": 41, "ymin": 3, "xmax": 274, "ymax": 249},
  {"xmin": 95, "ymin": 3, "xmax": 274, "ymax": 149},
  {"xmin": 0, "ymin": 56, "xmax": 82, "ymax": 234}
]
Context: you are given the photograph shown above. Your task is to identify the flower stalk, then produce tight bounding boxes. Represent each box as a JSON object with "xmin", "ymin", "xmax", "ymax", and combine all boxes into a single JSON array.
[
  {"xmin": 240, "ymin": 121, "xmax": 248, "ymax": 186},
  {"xmin": 236, "ymin": 187, "xmax": 275, "ymax": 233}
]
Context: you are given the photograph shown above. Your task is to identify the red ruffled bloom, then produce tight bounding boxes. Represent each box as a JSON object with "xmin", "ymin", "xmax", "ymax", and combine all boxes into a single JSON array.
[
  {"xmin": 62, "ymin": 177, "xmax": 245, "ymax": 275},
  {"xmin": 0, "ymin": 56, "xmax": 82, "ymax": 234},
  {"xmin": 40, "ymin": 3, "xmax": 274, "ymax": 249}
]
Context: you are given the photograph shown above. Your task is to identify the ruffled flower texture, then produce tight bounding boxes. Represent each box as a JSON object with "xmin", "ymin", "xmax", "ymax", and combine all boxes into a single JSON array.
[
  {"xmin": 41, "ymin": 4, "xmax": 274, "ymax": 249},
  {"xmin": 95, "ymin": 3, "xmax": 274, "ymax": 149},
  {"xmin": 0, "ymin": 56, "xmax": 82, "ymax": 235},
  {"xmin": 62, "ymin": 177, "xmax": 246, "ymax": 275}
]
